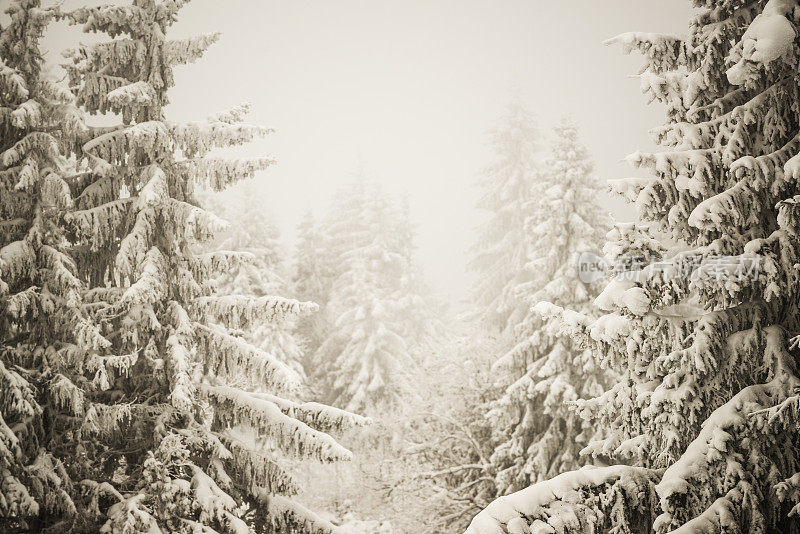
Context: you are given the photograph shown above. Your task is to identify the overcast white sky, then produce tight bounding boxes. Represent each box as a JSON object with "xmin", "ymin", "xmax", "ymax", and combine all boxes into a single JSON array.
[{"xmin": 45, "ymin": 1, "xmax": 692, "ymax": 302}]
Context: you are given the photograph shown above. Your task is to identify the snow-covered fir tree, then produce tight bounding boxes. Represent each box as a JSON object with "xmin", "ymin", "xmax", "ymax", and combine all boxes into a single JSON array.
[
  {"xmin": 468, "ymin": 101, "xmax": 541, "ymax": 335},
  {"xmin": 0, "ymin": 1, "xmax": 98, "ymax": 529},
  {"xmin": 53, "ymin": 1, "xmax": 367, "ymax": 531},
  {"xmin": 313, "ymin": 180, "xmax": 417, "ymax": 414},
  {"xmin": 201, "ymin": 180, "xmax": 304, "ymax": 376},
  {"xmin": 468, "ymin": 2, "xmax": 800, "ymax": 532},
  {"xmin": 292, "ymin": 210, "xmax": 336, "ymax": 367},
  {"xmin": 282, "ymin": 181, "xmax": 443, "ymax": 532},
  {"xmin": 487, "ymin": 120, "xmax": 610, "ymax": 495}
]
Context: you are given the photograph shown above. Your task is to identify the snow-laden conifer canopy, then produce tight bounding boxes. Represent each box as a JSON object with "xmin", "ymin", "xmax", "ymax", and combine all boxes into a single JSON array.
[{"xmin": 4, "ymin": 1, "xmax": 800, "ymax": 533}]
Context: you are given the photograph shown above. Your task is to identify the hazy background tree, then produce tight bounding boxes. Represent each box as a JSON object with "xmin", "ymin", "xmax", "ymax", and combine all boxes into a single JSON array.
[
  {"xmin": 286, "ymin": 177, "xmax": 441, "ymax": 532},
  {"xmin": 292, "ymin": 210, "xmax": 335, "ymax": 372},
  {"xmin": 487, "ymin": 120, "xmax": 610, "ymax": 494},
  {"xmin": 468, "ymin": 101, "xmax": 541, "ymax": 337},
  {"xmin": 307, "ymin": 178, "xmax": 437, "ymax": 415}
]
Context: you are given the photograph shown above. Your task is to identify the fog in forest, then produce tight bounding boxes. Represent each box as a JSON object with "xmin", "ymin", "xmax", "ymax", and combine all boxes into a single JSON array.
[{"xmin": 5, "ymin": 0, "xmax": 800, "ymax": 533}]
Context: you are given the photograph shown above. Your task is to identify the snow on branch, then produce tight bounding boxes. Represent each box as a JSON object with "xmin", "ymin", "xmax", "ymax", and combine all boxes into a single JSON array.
[
  {"xmin": 73, "ymin": 72, "xmax": 131, "ymax": 116},
  {"xmin": 689, "ymin": 132, "xmax": 800, "ymax": 230},
  {"xmin": 0, "ymin": 240, "xmax": 35, "ymax": 295},
  {"xmin": 608, "ymin": 176, "xmax": 651, "ymax": 203},
  {"xmin": 13, "ymin": 157, "xmax": 40, "ymax": 191},
  {"xmin": 190, "ymin": 250, "xmax": 254, "ymax": 281},
  {"xmin": 116, "ymin": 166, "xmax": 168, "ymax": 277},
  {"xmin": 182, "ymin": 156, "xmax": 276, "ymax": 191},
  {"xmin": 201, "ymin": 385, "xmax": 354, "ymax": 462},
  {"xmin": 207, "ymin": 102, "xmax": 252, "ymax": 124},
  {"xmin": 169, "ymin": 120, "xmax": 273, "ymax": 158},
  {"xmin": 192, "ymin": 294, "xmax": 318, "ymax": 330},
  {"xmin": 0, "ymin": 469, "xmax": 38, "ymax": 518},
  {"xmin": 169, "ymin": 199, "xmax": 228, "ymax": 243},
  {"xmin": 255, "ymin": 492, "xmax": 345, "ymax": 534},
  {"xmin": 69, "ymin": 197, "xmax": 135, "ymax": 251},
  {"xmin": 0, "ymin": 359, "xmax": 40, "ymax": 421},
  {"xmin": 164, "ymin": 301, "xmax": 196, "ymax": 413},
  {"xmin": 80, "ymin": 480, "xmax": 123, "ymax": 519},
  {"xmin": 39, "ymin": 244, "xmax": 82, "ymax": 298},
  {"xmin": 777, "ymin": 472, "xmax": 800, "ymax": 517},
  {"xmin": 727, "ymin": 0, "xmax": 797, "ymax": 86},
  {"xmin": 1, "ymin": 131, "xmax": 59, "ymax": 167},
  {"xmin": 464, "ymin": 465, "xmax": 660, "ymax": 534},
  {"xmin": 107, "ymin": 80, "xmax": 156, "ymax": 107},
  {"xmin": 604, "ymin": 32, "xmax": 685, "ymax": 73},
  {"xmin": 118, "ymin": 246, "xmax": 167, "ymax": 308},
  {"xmin": 193, "ymin": 323, "xmax": 301, "ymax": 393},
  {"xmin": 68, "ymin": 39, "xmax": 137, "ymax": 70},
  {"xmin": 0, "ymin": 413, "xmax": 22, "ymax": 468},
  {"xmin": 100, "ymin": 494, "xmax": 160, "ymax": 533},
  {"xmin": 532, "ymin": 302, "xmax": 616, "ymax": 342},
  {"xmin": 65, "ymin": 5, "xmax": 156, "ymax": 38},
  {"xmin": 248, "ymin": 392, "xmax": 371, "ymax": 434},
  {"xmin": 0, "ymin": 60, "xmax": 29, "ymax": 101},
  {"xmin": 652, "ymin": 74, "xmax": 800, "ymax": 150},
  {"xmin": 165, "ymin": 33, "xmax": 222, "ymax": 66},
  {"xmin": 221, "ymin": 433, "xmax": 300, "ymax": 495},
  {"xmin": 83, "ymin": 121, "xmax": 171, "ymax": 165},
  {"xmin": 42, "ymin": 172, "xmax": 73, "ymax": 210},
  {"xmin": 188, "ymin": 465, "xmax": 249, "ymax": 533},
  {"xmin": 49, "ymin": 374, "xmax": 86, "ymax": 415},
  {"xmin": 654, "ymin": 356, "xmax": 800, "ymax": 532},
  {"xmin": 9, "ymin": 99, "xmax": 42, "ymax": 129},
  {"xmin": 2, "ymin": 288, "xmax": 38, "ymax": 322}
]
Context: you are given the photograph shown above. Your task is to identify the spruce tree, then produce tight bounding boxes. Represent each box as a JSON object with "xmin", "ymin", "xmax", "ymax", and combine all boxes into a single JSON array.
[
  {"xmin": 468, "ymin": 2, "xmax": 800, "ymax": 532},
  {"xmin": 469, "ymin": 101, "xmax": 541, "ymax": 335},
  {"xmin": 313, "ymin": 180, "xmax": 413, "ymax": 413},
  {"xmin": 487, "ymin": 120, "xmax": 610, "ymax": 495},
  {"xmin": 55, "ymin": 1, "xmax": 366, "ymax": 531},
  {"xmin": 0, "ymin": 1, "xmax": 102, "ymax": 529}
]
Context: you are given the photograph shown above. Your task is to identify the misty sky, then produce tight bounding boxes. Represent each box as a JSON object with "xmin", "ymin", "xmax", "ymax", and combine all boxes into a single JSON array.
[{"xmin": 45, "ymin": 0, "xmax": 692, "ymax": 302}]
